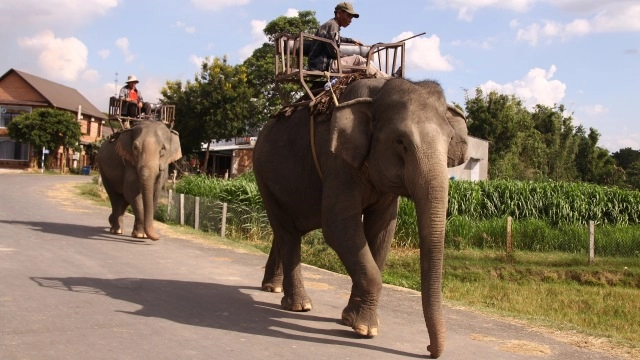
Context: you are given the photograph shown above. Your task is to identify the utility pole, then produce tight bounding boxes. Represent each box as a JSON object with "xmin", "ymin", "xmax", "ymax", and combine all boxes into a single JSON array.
[{"xmin": 114, "ymin": 72, "xmax": 118, "ymax": 96}]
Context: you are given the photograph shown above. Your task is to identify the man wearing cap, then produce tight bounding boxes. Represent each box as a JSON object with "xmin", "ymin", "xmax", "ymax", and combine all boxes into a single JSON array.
[
  {"xmin": 119, "ymin": 75, "xmax": 152, "ymax": 118},
  {"xmin": 308, "ymin": 2, "xmax": 388, "ymax": 78}
]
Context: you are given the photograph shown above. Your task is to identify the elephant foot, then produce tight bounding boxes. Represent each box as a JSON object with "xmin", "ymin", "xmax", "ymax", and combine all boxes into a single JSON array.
[
  {"xmin": 261, "ymin": 273, "xmax": 283, "ymax": 293},
  {"xmin": 427, "ymin": 344, "xmax": 443, "ymax": 359},
  {"xmin": 341, "ymin": 297, "xmax": 380, "ymax": 337},
  {"xmin": 110, "ymin": 228, "xmax": 123, "ymax": 235},
  {"xmin": 262, "ymin": 282, "xmax": 282, "ymax": 293},
  {"xmin": 131, "ymin": 230, "xmax": 147, "ymax": 239},
  {"xmin": 281, "ymin": 293, "xmax": 312, "ymax": 312}
]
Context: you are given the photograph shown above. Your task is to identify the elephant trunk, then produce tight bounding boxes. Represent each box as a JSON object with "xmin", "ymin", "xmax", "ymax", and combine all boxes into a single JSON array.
[
  {"xmin": 409, "ymin": 151, "xmax": 448, "ymax": 358},
  {"xmin": 139, "ymin": 163, "xmax": 160, "ymax": 241}
]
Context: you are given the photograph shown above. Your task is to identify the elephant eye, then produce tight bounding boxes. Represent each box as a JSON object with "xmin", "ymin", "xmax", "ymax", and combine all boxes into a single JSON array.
[
  {"xmin": 395, "ymin": 137, "xmax": 408, "ymax": 153},
  {"xmin": 159, "ymin": 144, "xmax": 167, "ymax": 157}
]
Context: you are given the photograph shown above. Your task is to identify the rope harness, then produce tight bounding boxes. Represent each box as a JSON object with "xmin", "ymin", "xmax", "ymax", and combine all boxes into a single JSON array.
[{"xmin": 273, "ymin": 73, "xmax": 376, "ymax": 181}]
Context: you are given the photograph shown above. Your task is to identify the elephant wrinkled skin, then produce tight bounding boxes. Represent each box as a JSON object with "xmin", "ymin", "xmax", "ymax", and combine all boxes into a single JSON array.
[
  {"xmin": 97, "ymin": 121, "xmax": 181, "ymax": 240},
  {"xmin": 253, "ymin": 78, "xmax": 468, "ymax": 358}
]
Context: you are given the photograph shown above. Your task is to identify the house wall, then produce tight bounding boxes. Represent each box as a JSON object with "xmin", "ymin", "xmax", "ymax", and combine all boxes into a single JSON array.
[
  {"xmin": 447, "ymin": 136, "xmax": 489, "ymax": 181},
  {"xmin": 232, "ymin": 149, "xmax": 254, "ymax": 177}
]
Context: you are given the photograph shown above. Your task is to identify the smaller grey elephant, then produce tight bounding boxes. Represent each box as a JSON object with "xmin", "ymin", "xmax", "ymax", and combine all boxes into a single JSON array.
[{"xmin": 97, "ymin": 121, "xmax": 181, "ymax": 240}]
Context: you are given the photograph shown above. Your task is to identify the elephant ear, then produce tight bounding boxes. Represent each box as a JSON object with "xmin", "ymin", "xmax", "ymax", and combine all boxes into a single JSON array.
[
  {"xmin": 329, "ymin": 101, "xmax": 373, "ymax": 168},
  {"xmin": 446, "ymin": 104, "xmax": 469, "ymax": 168},
  {"xmin": 114, "ymin": 129, "xmax": 135, "ymax": 165},
  {"xmin": 167, "ymin": 130, "xmax": 182, "ymax": 163}
]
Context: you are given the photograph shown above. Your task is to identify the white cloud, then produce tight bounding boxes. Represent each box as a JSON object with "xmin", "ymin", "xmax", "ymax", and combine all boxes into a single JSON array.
[
  {"xmin": 191, "ymin": 0, "xmax": 250, "ymax": 11},
  {"xmin": 98, "ymin": 49, "xmax": 110, "ymax": 59},
  {"xmin": 174, "ymin": 21, "xmax": 196, "ymax": 34},
  {"xmin": 115, "ymin": 37, "xmax": 135, "ymax": 63},
  {"xmin": 17, "ymin": 30, "xmax": 88, "ymax": 81},
  {"xmin": 479, "ymin": 65, "xmax": 567, "ymax": 109},
  {"xmin": 431, "ymin": 0, "xmax": 534, "ymax": 21},
  {"xmin": 581, "ymin": 104, "xmax": 607, "ymax": 116},
  {"xmin": 0, "ymin": 0, "xmax": 118, "ymax": 31},
  {"xmin": 82, "ymin": 69, "xmax": 100, "ymax": 81},
  {"xmin": 515, "ymin": 2, "xmax": 640, "ymax": 45},
  {"xmin": 238, "ymin": 19, "xmax": 268, "ymax": 60},
  {"xmin": 600, "ymin": 133, "xmax": 640, "ymax": 152},
  {"xmin": 393, "ymin": 32, "xmax": 454, "ymax": 72},
  {"xmin": 451, "ymin": 38, "xmax": 495, "ymax": 49},
  {"xmin": 190, "ymin": 54, "xmax": 206, "ymax": 67},
  {"xmin": 285, "ymin": 8, "xmax": 299, "ymax": 17}
]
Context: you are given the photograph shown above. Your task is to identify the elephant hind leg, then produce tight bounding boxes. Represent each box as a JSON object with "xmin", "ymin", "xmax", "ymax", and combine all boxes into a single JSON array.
[
  {"xmin": 271, "ymin": 222, "xmax": 311, "ymax": 311},
  {"xmin": 262, "ymin": 240, "xmax": 283, "ymax": 293}
]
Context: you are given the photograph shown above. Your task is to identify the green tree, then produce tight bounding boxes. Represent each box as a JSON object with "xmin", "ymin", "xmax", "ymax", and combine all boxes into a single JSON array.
[
  {"xmin": 162, "ymin": 57, "xmax": 253, "ymax": 173},
  {"xmin": 624, "ymin": 161, "xmax": 640, "ymax": 190},
  {"xmin": 161, "ymin": 79, "xmax": 202, "ymax": 155},
  {"xmin": 465, "ymin": 88, "xmax": 540, "ymax": 180},
  {"xmin": 612, "ymin": 147, "xmax": 640, "ymax": 170},
  {"xmin": 612, "ymin": 147, "xmax": 640, "ymax": 189},
  {"xmin": 7, "ymin": 108, "xmax": 81, "ymax": 173},
  {"xmin": 243, "ymin": 10, "xmax": 320, "ymax": 112},
  {"xmin": 530, "ymin": 104, "xmax": 579, "ymax": 181},
  {"xmin": 574, "ymin": 127, "xmax": 623, "ymax": 186}
]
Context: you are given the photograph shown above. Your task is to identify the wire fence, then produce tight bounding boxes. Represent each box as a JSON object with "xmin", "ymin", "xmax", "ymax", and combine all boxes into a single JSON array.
[
  {"xmin": 158, "ymin": 189, "xmax": 271, "ymax": 242},
  {"xmin": 158, "ymin": 190, "xmax": 640, "ymax": 261}
]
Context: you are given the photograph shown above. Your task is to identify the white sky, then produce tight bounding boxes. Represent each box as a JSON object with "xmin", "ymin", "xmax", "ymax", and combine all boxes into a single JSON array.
[{"xmin": 0, "ymin": 0, "xmax": 638, "ymax": 151}]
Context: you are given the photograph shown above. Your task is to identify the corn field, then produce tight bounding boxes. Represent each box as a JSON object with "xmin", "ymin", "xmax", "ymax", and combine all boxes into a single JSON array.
[
  {"xmin": 162, "ymin": 175, "xmax": 640, "ymax": 257},
  {"xmin": 447, "ymin": 180, "xmax": 640, "ymax": 226}
]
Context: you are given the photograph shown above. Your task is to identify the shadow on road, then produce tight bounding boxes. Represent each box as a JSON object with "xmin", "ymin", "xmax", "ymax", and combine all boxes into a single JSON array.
[
  {"xmin": 0, "ymin": 220, "xmax": 150, "ymax": 245},
  {"xmin": 30, "ymin": 276, "xmax": 424, "ymax": 358}
]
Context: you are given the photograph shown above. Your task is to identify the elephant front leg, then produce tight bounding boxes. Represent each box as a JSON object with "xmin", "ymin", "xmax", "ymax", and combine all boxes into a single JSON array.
[
  {"xmin": 108, "ymin": 197, "xmax": 128, "ymax": 235},
  {"xmin": 126, "ymin": 188, "xmax": 146, "ymax": 238},
  {"xmin": 363, "ymin": 197, "xmax": 399, "ymax": 270},
  {"xmin": 324, "ymin": 211, "xmax": 383, "ymax": 337},
  {"xmin": 340, "ymin": 201, "xmax": 398, "ymax": 336}
]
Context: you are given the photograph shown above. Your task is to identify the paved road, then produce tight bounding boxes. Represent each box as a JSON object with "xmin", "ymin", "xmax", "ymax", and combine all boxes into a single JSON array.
[{"xmin": 0, "ymin": 174, "xmax": 625, "ymax": 359}]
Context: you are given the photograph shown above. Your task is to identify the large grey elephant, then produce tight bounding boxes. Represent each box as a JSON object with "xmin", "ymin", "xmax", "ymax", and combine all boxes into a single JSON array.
[
  {"xmin": 97, "ymin": 121, "xmax": 181, "ymax": 240},
  {"xmin": 253, "ymin": 78, "xmax": 468, "ymax": 358}
]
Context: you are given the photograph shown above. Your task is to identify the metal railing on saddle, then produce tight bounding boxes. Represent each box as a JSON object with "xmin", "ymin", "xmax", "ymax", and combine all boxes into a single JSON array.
[
  {"xmin": 107, "ymin": 97, "xmax": 175, "ymax": 132},
  {"xmin": 274, "ymin": 32, "xmax": 408, "ymax": 106}
]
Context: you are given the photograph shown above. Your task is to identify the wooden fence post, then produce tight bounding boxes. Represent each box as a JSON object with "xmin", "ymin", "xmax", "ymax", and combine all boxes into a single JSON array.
[
  {"xmin": 179, "ymin": 193, "xmax": 185, "ymax": 225},
  {"xmin": 221, "ymin": 202, "xmax": 228, "ymax": 238},
  {"xmin": 167, "ymin": 190, "xmax": 172, "ymax": 221},
  {"xmin": 506, "ymin": 216, "xmax": 513, "ymax": 259},
  {"xmin": 194, "ymin": 197, "xmax": 200, "ymax": 230},
  {"xmin": 589, "ymin": 221, "xmax": 595, "ymax": 264}
]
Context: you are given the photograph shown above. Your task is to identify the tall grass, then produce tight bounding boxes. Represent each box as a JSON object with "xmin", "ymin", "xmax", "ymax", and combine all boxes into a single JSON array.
[
  {"xmin": 176, "ymin": 173, "xmax": 264, "ymax": 211},
  {"xmin": 174, "ymin": 174, "xmax": 640, "ymax": 256}
]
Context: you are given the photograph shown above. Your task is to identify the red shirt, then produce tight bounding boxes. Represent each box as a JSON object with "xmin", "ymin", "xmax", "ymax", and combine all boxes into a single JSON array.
[{"xmin": 128, "ymin": 89, "xmax": 139, "ymax": 102}]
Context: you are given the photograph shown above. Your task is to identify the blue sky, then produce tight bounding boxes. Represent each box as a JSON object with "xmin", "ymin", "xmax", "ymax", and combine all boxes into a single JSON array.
[{"xmin": 0, "ymin": 0, "xmax": 638, "ymax": 152}]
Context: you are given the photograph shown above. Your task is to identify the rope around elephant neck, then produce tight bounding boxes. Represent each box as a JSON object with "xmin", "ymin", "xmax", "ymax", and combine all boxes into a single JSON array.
[
  {"xmin": 310, "ymin": 112, "xmax": 323, "ymax": 181},
  {"xmin": 308, "ymin": 97, "xmax": 373, "ymax": 182}
]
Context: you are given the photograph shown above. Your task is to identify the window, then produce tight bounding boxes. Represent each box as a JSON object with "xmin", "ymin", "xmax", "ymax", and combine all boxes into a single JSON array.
[
  {"xmin": 0, "ymin": 106, "xmax": 32, "ymax": 161},
  {"xmin": 0, "ymin": 138, "xmax": 29, "ymax": 161},
  {"xmin": 0, "ymin": 106, "xmax": 32, "ymax": 128}
]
